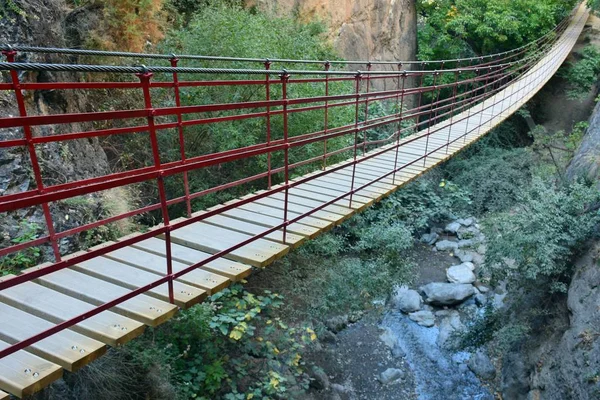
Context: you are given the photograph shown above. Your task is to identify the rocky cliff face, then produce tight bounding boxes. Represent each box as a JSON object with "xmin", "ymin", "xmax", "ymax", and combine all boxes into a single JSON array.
[
  {"xmin": 246, "ymin": 0, "xmax": 417, "ymax": 88},
  {"xmin": 0, "ymin": 0, "xmax": 109, "ymax": 258},
  {"xmin": 502, "ymin": 241, "xmax": 600, "ymax": 400}
]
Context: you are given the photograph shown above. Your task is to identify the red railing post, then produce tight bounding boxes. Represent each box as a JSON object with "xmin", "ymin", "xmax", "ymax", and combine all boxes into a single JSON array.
[
  {"xmin": 136, "ymin": 68, "xmax": 174, "ymax": 304},
  {"xmin": 463, "ymin": 62, "xmax": 478, "ymax": 143},
  {"xmin": 446, "ymin": 70, "xmax": 460, "ymax": 153},
  {"xmin": 415, "ymin": 62, "xmax": 426, "ymax": 134},
  {"xmin": 349, "ymin": 72, "xmax": 362, "ymax": 208},
  {"xmin": 170, "ymin": 56, "xmax": 192, "ymax": 218},
  {"xmin": 280, "ymin": 70, "xmax": 290, "ymax": 244},
  {"xmin": 265, "ymin": 59, "xmax": 273, "ymax": 189},
  {"xmin": 322, "ymin": 61, "xmax": 330, "ymax": 170},
  {"xmin": 477, "ymin": 66, "xmax": 493, "ymax": 136},
  {"xmin": 2, "ymin": 48, "xmax": 61, "ymax": 262},
  {"xmin": 362, "ymin": 62, "xmax": 372, "ymax": 155},
  {"xmin": 392, "ymin": 69, "xmax": 406, "ymax": 185},
  {"xmin": 423, "ymin": 71, "xmax": 439, "ymax": 167}
]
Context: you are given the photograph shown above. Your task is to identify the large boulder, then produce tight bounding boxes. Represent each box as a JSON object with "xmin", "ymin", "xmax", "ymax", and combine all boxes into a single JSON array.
[
  {"xmin": 437, "ymin": 310, "xmax": 464, "ymax": 347},
  {"xmin": 468, "ymin": 350, "xmax": 496, "ymax": 380},
  {"xmin": 446, "ymin": 264, "xmax": 476, "ymax": 284},
  {"xmin": 378, "ymin": 368, "xmax": 405, "ymax": 384},
  {"xmin": 420, "ymin": 283, "xmax": 476, "ymax": 305},
  {"xmin": 391, "ymin": 285, "xmax": 422, "ymax": 313},
  {"xmin": 445, "ymin": 221, "xmax": 462, "ymax": 234},
  {"xmin": 409, "ymin": 310, "xmax": 435, "ymax": 327},
  {"xmin": 436, "ymin": 240, "xmax": 459, "ymax": 252}
]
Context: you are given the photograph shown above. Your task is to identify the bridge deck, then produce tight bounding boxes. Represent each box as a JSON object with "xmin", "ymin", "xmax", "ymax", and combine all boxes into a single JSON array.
[{"xmin": 0, "ymin": 3, "xmax": 588, "ymax": 397}]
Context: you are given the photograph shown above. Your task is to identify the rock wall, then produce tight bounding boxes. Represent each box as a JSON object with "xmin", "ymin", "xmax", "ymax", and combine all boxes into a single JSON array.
[
  {"xmin": 0, "ymin": 0, "xmax": 110, "ymax": 258},
  {"xmin": 502, "ymin": 241, "xmax": 600, "ymax": 400},
  {"xmin": 246, "ymin": 0, "xmax": 418, "ymax": 89},
  {"xmin": 566, "ymin": 100, "xmax": 600, "ymax": 187}
]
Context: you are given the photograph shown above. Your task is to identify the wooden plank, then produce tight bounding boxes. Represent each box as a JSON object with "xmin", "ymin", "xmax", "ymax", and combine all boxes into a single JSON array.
[
  {"xmin": 131, "ymin": 238, "xmax": 252, "ymax": 282},
  {"xmin": 0, "ymin": 390, "xmax": 9, "ymax": 400},
  {"xmin": 237, "ymin": 202, "xmax": 333, "ymax": 231},
  {"xmin": 241, "ymin": 196, "xmax": 349, "ymax": 225},
  {"xmin": 128, "ymin": 237, "xmax": 252, "ymax": 281},
  {"xmin": 0, "ymin": 282, "xmax": 145, "ymax": 347},
  {"xmin": 0, "ymin": 339, "xmax": 63, "ymax": 398},
  {"xmin": 74, "ymin": 257, "xmax": 206, "ymax": 309},
  {"xmin": 103, "ymin": 245, "xmax": 230, "ymax": 294},
  {"xmin": 285, "ymin": 186, "xmax": 368, "ymax": 212},
  {"xmin": 212, "ymin": 206, "xmax": 321, "ymax": 239},
  {"xmin": 292, "ymin": 175, "xmax": 384, "ymax": 200},
  {"xmin": 314, "ymin": 173, "xmax": 396, "ymax": 196},
  {"xmin": 313, "ymin": 169, "xmax": 397, "ymax": 192},
  {"xmin": 169, "ymin": 221, "xmax": 289, "ymax": 267},
  {"xmin": 264, "ymin": 191, "xmax": 356, "ymax": 217},
  {"xmin": 33, "ymin": 268, "xmax": 178, "ymax": 327},
  {"xmin": 202, "ymin": 214, "xmax": 306, "ymax": 248},
  {"xmin": 0, "ymin": 302, "xmax": 106, "ymax": 372},
  {"xmin": 299, "ymin": 177, "xmax": 386, "ymax": 200},
  {"xmin": 289, "ymin": 183, "xmax": 374, "ymax": 209},
  {"xmin": 257, "ymin": 190, "xmax": 355, "ymax": 217}
]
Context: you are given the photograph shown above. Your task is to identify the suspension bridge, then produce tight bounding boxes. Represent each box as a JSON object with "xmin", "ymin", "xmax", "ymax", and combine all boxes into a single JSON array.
[{"xmin": 0, "ymin": 2, "xmax": 589, "ymax": 397}]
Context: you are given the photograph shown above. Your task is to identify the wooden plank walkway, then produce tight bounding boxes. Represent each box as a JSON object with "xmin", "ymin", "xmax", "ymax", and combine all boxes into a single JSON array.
[{"xmin": 0, "ymin": 3, "xmax": 588, "ymax": 397}]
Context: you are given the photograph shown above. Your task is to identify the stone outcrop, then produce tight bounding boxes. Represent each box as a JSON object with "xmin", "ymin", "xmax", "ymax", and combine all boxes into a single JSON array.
[{"xmin": 246, "ymin": 0, "xmax": 417, "ymax": 89}]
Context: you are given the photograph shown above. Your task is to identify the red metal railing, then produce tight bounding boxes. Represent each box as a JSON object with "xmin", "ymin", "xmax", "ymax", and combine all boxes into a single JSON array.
[{"xmin": 0, "ymin": 3, "xmax": 584, "ymax": 360}]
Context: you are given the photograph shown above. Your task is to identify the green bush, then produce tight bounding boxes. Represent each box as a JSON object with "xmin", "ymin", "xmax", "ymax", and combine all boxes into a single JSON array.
[
  {"xmin": 561, "ymin": 45, "xmax": 600, "ymax": 99},
  {"xmin": 125, "ymin": 284, "xmax": 314, "ymax": 399},
  {"xmin": 445, "ymin": 147, "xmax": 534, "ymax": 214},
  {"xmin": 484, "ymin": 178, "xmax": 600, "ymax": 292}
]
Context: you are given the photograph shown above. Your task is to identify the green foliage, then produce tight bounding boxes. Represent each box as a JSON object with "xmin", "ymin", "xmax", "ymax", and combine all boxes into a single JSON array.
[
  {"xmin": 116, "ymin": 5, "xmax": 354, "ymax": 216},
  {"xmin": 454, "ymin": 304, "xmax": 531, "ymax": 354},
  {"xmin": 417, "ymin": 0, "xmax": 576, "ymax": 60},
  {"xmin": 445, "ymin": 147, "xmax": 534, "ymax": 214},
  {"xmin": 0, "ymin": 0, "xmax": 28, "ymax": 22},
  {"xmin": 387, "ymin": 177, "xmax": 472, "ymax": 230},
  {"xmin": 484, "ymin": 178, "xmax": 600, "ymax": 292},
  {"xmin": 561, "ymin": 45, "xmax": 600, "ymax": 100},
  {"xmin": 0, "ymin": 221, "xmax": 42, "ymax": 275},
  {"xmin": 126, "ymin": 284, "xmax": 313, "ymax": 399}
]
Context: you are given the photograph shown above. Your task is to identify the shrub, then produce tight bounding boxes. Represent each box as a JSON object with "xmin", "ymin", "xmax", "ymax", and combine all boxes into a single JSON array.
[
  {"xmin": 484, "ymin": 178, "xmax": 600, "ymax": 292},
  {"xmin": 90, "ymin": 0, "xmax": 166, "ymax": 52},
  {"xmin": 561, "ymin": 45, "xmax": 600, "ymax": 100},
  {"xmin": 125, "ymin": 284, "xmax": 313, "ymax": 399},
  {"xmin": 445, "ymin": 147, "xmax": 534, "ymax": 214}
]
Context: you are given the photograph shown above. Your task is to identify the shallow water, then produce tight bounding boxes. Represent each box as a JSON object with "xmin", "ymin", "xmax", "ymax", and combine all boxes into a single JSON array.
[{"xmin": 380, "ymin": 311, "xmax": 493, "ymax": 400}]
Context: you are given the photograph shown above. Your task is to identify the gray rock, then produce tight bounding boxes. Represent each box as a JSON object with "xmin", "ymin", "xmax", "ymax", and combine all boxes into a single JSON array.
[
  {"xmin": 468, "ymin": 350, "xmax": 496, "ymax": 380},
  {"xmin": 437, "ymin": 311, "xmax": 464, "ymax": 347},
  {"xmin": 431, "ymin": 227, "xmax": 444, "ymax": 235},
  {"xmin": 458, "ymin": 239, "xmax": 477, "ymax": 248},
  {"xmin": 326, "ymin": 315, "xmax": 348, "ymax": 333},
  {"xmin": 475, "ymin": 283, "xmax": 490, "ymax": 293},
  {"xmin": 421, "ymin": 282, "xmax": 476, "ymax": 305},
  {"xmin": 420, "ymin": 232, "xmax": 439, "ymax": 245},
  {"xmin": 445, "ymin": 221, "xmax": 462, "ymax": 234},
  {"xmin": 309, "ymin": 366, "xmax": 330, "ymax": 390},
  {"xmin": 472, "ymin": 253, "xmax": 485, "ymax": 265},
  {"xmin": 320, "ymin": 329, "xmax": 337, "ymax": 344},
  {"xmin": 391, "ymin": 345, "xmax": 406, "ymax": 359},
  {"xmin": 477, "ymin": 244, "xmax": 487, "ymax": 255},
  {"xmin": 457, "ymin": 217, "xmax": 475, "ymax": 227},
  {"xmin": 391, "ymin": 285, "xmax": 422, "ymax": 313},
  {"xmin": 447, "ymin": 264, "xmax": 476, "ymax": 284},
  {"xmin": 455, "ymin": 249, "xmax": 475, "ymax": 263},
  {"xmin": 474, "ymin": 293, "xmax": 487, "ymax": 307},
  {"xmin": 408, "ymin": 310, "xmax": 435, "ymax": 327},
  {"xmin": 379, "ymin": 368, "xmax": 405, "ymax": 384},
  {"xmin": 331, "ymin": 383, "xmax": 351, "ymax": 394},
  {"xmin": 436, "ymin": 240, "xmax": 459, "ymax": 252}
]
